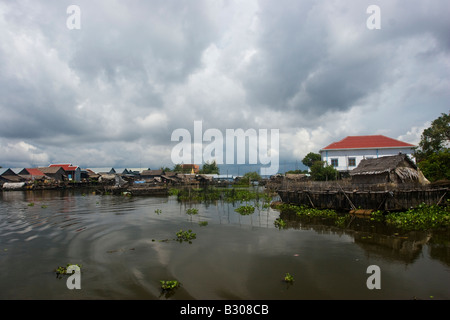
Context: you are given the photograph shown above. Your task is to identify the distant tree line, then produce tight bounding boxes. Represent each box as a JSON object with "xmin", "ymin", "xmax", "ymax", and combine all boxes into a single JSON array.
[{"xmin": 162, "ymin": 160, "xmax": 220, "ymax": 175}]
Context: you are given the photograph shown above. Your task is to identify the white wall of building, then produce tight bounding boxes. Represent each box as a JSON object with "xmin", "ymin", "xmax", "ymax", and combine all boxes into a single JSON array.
[{"xmin": 320, "ymin": 147, "xmax": 415, "ymax": 172}]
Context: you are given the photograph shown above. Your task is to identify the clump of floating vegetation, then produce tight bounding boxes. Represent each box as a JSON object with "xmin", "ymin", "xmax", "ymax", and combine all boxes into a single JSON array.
[
  {"xmin": 54, "ymin": 264, "xmax": 82, "ymax": 278},
  {"xmin": 283, "ymin": 273, "xmax": 294, "ymax": 283},
  {"xmin": 186, "ymin": 208, "xmax": 199, "ymax": 216},
  {"xmin": 152, "ymin": 229, "xmax": 197, "ymax": 244},
  {"xmin": 383, "ymin": 202, "xmax": 450, "ymax": 231},
  {"xmin": 169, "ymin": 187, "xmax": 275, "ymax": 205},
  {"xmin": 274, "ymin": 218, "xmax": 287, "ymax": 229},
  {"xmin": 235, "ymin": 205, "xmax": 255, "ymax": 215},
  {"xmin": 159, "ymin": 280, "xmax": 181, "ymax": 298},
  {"xmin": 175, "ymin": 229, "xmax": 197, "ymax": 243},
  {"xmin": 160, "ymin": 280, "xmax": 181, "ymax": 290},
  {"xmin": 273, "ymin": 203, "xmax": 338, "ymax": 219},
  {"xmin": 272, "ymin": 201, "xmax": 450, "ymax": 231}
]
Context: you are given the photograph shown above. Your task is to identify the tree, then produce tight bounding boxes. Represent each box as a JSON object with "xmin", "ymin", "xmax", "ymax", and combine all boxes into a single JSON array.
[
  {"xmin": 415, "ymin": 112, "xmax": 450, "ymax": 182},
  {"xmin": 173, "ymin": 164, "xmax": 183, "ymax": 173},
  {"xmin": 310, "ymin": 161, "xmax": 339, "ymax": 181},
  {"xmin": 285, "ymin": 169, "xmax": 308, "ymax": 174},
  {"xmin": 200, "ymin": 160, "xmax": 219, "ymax": 174},
  {"xmin": 243, "ymin": 171, "xmax": 261, "ymax": 182},
  {"xmin": 238, "ymin": 171, "xmax": 261, "ymax": 185},
  {"xmin": 417, "ymin": 149, "xmax": 450, "ymax": 182},
  {"xmin": 302, "ymin": 152, "xmax": 322, "ymax": 168},
  {"xmin": 415, "ymin": 112, "xmax": 450, "ymax": 162}
]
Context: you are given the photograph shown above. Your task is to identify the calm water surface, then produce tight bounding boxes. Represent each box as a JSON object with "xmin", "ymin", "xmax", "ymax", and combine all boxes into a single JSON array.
[{"xmin": 0, "ymin": 189, "xmax": 449, "ymax": 299}]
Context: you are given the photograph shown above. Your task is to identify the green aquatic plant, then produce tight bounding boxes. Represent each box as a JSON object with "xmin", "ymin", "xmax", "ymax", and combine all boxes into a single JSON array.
[
  {"xmin": 175, "ymin": 229, "xmax": 197, "ymax": 243},
  {"xmin": 384, "ymin": 203, "xmax": 450, "ymax": 231},
  {"xmin": 225, "ymin": 188, "xmax": 259, "ymax": 203},
  {"xmin": 273, "ymin": 201, "xmax": 450, "ymax": 231},
  {"xmin": 369, "ymin": 210, "xmax": 385, "ymax": 222},
  {"xmin": 284, "ymin": 273, "xmax": 294, "ymax": 283},
  {"xmin": 54, "ymin": 264, "xmax": 82, "ymax": 278},
  {"xmin": 198, "ymin": 221, "xmax": 208, "ymax": 226},
  {"xmin": 335, "ymin": 216, "xmax": 350, "ymax": 228},
  {"xmin": 151, "ymin": 229, "xmax": 198, "ymax": 243},
  {"xmin": 160, "ymin": 280, "xmax": 181, "ymax": 290},
  {"xmin": 154, "ymin": 209, "xmax": 162, "ymax": 215},
  {"xmin": 168, "ymin": 188, "xmax": 180, "ymax": 196},
  {"xmin": 273, "ymin": 203, "xmax": 338, "ymax": 219},
  {"xmin": 172, "ymin": 186, "xmax": 274, "ymax": 206},
  {"xmin": 27, "ymin": 202, "xmax": 34, "ymax": 207},
  {"xmin": 235, "ymin": 205, "xmax": 255, "ymax": 215},
  {"xmin": 41, "ymin": 205, "xmax": 48, "ymax": 209},
  {"xmin": 274, "ymin": 218, "xmax": 287, "ymax": 229},
  {"xmin": 186, "ymin": 208, "xmax": 199, "ymax": 215},
  {"xmin": 159, "ymin": 280, "xmax": 181, "ymax": 298}
]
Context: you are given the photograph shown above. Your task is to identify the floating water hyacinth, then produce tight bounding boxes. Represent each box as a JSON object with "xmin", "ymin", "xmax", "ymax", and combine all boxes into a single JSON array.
[{"xmin": 235, "ymin": 205, "xmax": 255, "ymax": 215}]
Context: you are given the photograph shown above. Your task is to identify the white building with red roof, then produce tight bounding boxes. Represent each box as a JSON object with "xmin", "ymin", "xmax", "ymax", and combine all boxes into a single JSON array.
[{"xmin": 319, "ymin": 135, "xmax": 416, "ymax": 173}]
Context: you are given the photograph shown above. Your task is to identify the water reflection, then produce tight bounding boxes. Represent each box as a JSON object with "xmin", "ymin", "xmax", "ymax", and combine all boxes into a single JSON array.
[
  {"xmin": 0, "ymin": 189, "xmax": 449, "ymax": 300},
  {"xmin": 278, "ymin": 210, "xmax": 450, "ymax": 267}
]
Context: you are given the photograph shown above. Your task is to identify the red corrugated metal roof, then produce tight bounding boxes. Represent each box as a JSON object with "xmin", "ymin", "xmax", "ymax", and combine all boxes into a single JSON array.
[
  {"xmin": 24, "ymin": 168, "xmax": 45, "ymax": 176},
  {"xmin": 321, "ymin": 135, "xmax": 415, "ymax": 150},
  {"xmin": 49, "ymin": 164, "xmax": 79, "ymax": 171}
]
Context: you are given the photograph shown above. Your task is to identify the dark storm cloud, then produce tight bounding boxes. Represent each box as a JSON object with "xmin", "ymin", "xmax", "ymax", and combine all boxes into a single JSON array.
[
  {"xmin": 0, "ymin": 0, "xmax": 449, "ymax": 169},
  {"xmin": 242, "ymin": 0, "xmax": 329, "ymax": 111},
  {"xmin": 69, "ymin": 0, "xmax": 217, "ymax": 84},
  {"xmin": 0, "ymin": 0, "xmax": 218, "ymax": 144},
  {"xmin": 241, "ymin": 0, "xmax": 449, "ymax": 118}
]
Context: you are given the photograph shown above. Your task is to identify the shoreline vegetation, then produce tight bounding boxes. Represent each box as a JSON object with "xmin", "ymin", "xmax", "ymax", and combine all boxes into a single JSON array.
[
  {"xmin": 141, "ymin": 184, "xmax": 450, "ymax": 232},
  {"xmin": 271, "ymin": 201, "xmax": 450, "ymax": 232},
  {"xmin": 2, "ymin": 177, "xmax": 449, "ymax": 232}
]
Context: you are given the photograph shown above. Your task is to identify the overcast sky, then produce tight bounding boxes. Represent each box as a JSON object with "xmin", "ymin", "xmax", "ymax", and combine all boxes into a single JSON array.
[{"xmin": 0, "ymin": 0, "xmax": 449, "ymax": 173}]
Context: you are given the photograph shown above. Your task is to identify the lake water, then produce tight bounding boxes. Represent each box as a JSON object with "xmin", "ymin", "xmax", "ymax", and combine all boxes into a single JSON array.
[{"xmin": 0, "ymin": 188, "xmax": 449, "ymax": 300}]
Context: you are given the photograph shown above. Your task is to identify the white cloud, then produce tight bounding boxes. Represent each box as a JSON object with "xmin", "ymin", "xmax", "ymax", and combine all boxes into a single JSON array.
[
  {"xmin": 135, "ymin": 112, "xmax": 168, "ymax": 129},
  {"xmin": 397, "ymin": 122, "xmax": 430, "ymax": 146},
  {"xmin": 0, "ymin": 140, "xmax": 49, "ymax": 168},
  {"xmin": 0, "ymin": 0, "xmax": 448, "ymax": 172}
]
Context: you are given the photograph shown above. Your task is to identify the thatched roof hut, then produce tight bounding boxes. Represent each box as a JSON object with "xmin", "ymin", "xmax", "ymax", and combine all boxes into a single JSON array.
[{"xmin": 350, "ymin": 154, "xmax": 429, "ymax": 185}]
